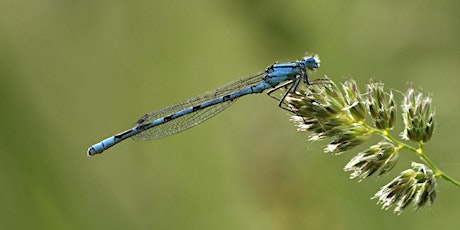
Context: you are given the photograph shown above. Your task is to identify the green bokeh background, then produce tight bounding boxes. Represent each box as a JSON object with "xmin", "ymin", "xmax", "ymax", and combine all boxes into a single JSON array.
[{"xmin": 1, "ymin": 0, "xmax": 459, "ymax": 229}]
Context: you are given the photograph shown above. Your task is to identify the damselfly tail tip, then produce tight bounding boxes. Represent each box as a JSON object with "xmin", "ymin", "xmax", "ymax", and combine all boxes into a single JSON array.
[{"xmin": 87, "ymin": 146, "xmax": 98, "ymax": 156}]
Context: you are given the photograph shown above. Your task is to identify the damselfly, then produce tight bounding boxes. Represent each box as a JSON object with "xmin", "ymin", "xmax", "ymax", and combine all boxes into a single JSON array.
[{"xmin": 87, "ymin": 54, "xmax": 320, "ymax": 155}]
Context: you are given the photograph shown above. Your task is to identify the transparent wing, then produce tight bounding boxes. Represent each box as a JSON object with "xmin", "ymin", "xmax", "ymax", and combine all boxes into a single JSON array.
[{"xmin": 133, "ymin": 71, "xmax": 267, "ymax": 140}]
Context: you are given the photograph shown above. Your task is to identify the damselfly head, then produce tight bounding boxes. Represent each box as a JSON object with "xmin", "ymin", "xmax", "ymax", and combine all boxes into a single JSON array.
[{"xmin": 303, "ymin": 54, "xmax": 320, "ymax": 70}]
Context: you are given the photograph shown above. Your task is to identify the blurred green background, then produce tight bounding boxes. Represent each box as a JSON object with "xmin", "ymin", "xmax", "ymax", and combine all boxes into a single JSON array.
[{"xmin": 1, "ymin": 0, "xmax": 460, "ymax": 229}]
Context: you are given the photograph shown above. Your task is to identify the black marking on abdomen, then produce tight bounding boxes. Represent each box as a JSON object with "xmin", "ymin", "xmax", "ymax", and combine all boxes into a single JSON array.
[
  {"xmin": 192, "ymin": 105, "xmax": 202, "ymax": 112},
  {"xmin": 164, "ymin": 115, "xmax": 173, "ymax": 122},
  {"xmin": 222, "ymin": 95, "xmax": 231, "ymax": 102},
  {"xmin": 115, "ymin": 130, "xmax": 132, "ymax": 139}
]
